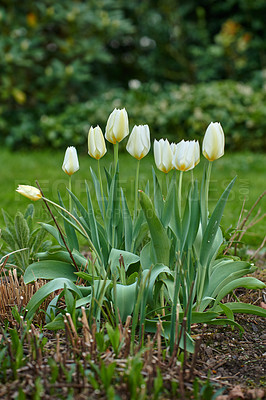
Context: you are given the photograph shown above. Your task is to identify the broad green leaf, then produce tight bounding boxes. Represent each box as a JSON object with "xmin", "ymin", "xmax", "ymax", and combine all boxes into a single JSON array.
[
  {"xmin": 39, "ymin": 223, "xmax": 65, "ymax": 247},
  {"xmin": 161, "ymin": 176, "xmax": 176, "ymax": 227},
  {"xmin": 26, "ymin": 278, "xmax": 82, "ymax": 319},
  {"xmin": 206, "ymin": 318, "xmax": 244, "ymax": 332},
  {"xmin": 24, "ymin": 260, "xmax": 77, "ymax": 284},
  {"xmin": 58, "ymin": 192, "xmax": 79, "ymax": 252},
  {"xmin": 139, "ymin": 190, "xmax": 170, "ymax": 266},
  {"xmin": 143, "ymin": 263, "xmax": 171, "ymax": 305},
  {"xmin": 45, "ymin": 313, "xmax": 65, "ymax": 330},
  {"xmin": 213, "ymin": 302, "xmax": 266, "ymax": 318},
  {"xmin": 218, "ymin": 303, "xmax": 234, "ymax": 321},
  {"xmin": 35, "ymin": 250, "xmax": 88, "ymax": 270},
  {"xmin": 112, "ymin": 282, "xmax": 138, "ymax": 322},
  {"xmin": 90, "ymin": 167, "xmax": 107, "ymax": 219},
  {"xmin": 152, "ymin": 167, "xmax": 164, "ymax": 220},
  {"xmin": 140, "ymin": 242, "xmax": 154, "ymax": 270},
  {"xmin": 121, "ymin": 188, "xmax": 133, "ymax": 252},
  {"xmin": 213, "ymin": 277, "xmax": 265, "ymax": 307},
  {"xmin": 108, "ymin": 248, "xmax": 140, "ymax": 275},
  {"xmin": 200, "ymin": 177, "xmax": 236, "ymax": 268}
]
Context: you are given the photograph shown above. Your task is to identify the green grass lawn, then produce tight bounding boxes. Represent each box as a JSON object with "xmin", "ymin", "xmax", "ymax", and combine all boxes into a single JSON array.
[{"xmin": 0, "ymin": 148, "xmax": 265, "ymax": 248}]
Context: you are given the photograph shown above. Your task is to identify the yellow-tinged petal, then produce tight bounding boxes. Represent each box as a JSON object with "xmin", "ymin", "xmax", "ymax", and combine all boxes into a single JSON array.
[
  {"xmin": 16, "ymin": 185, "xmax": 42, "ymax": 201},
  {"xmin": 126, "ymin": 124, "xmax": 150, "ymax": 160},
  {"xmin": 88, "ymin": 126, "xmax": 107, "ymax": 160},
  {"xmin": 202, "ymin": 122, "xmax": 225, "ymax": 161},
  {"xmin": 105, "ymin": 108, "xmax": 129, "ymax": 144}
]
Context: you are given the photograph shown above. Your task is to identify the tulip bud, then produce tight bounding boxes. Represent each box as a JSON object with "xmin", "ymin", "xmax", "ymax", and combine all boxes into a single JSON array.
[
  {"xmin": 105, "ymin": 108, "xmax": 129, "ymax": 144},
  {"xmin": 62, "ymin": 146, "xmax": 79, "ymax": 176},
  {"xmin": 16, "ymin": 185, "xmax": 42, "ymax": 201},
  {"xmin": 154, "ymin": 139, "xmax": 173, "ymax": 173},
  {"xmin": 88, "ymin": 126, "xmax": 107, "ymax": 160},
  {"xmin": 202, "ymin": 122, "xmax": 225, "ymax": 161},
  {"xmin": 126, "ymin": 124, "xmax": 150, "ymax": 160}
]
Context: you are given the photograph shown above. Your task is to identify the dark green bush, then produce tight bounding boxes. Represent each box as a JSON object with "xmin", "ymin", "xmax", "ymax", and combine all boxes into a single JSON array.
[{"xmin": 4, "ymin": 80, "xmax": 263, "ymax": 151}]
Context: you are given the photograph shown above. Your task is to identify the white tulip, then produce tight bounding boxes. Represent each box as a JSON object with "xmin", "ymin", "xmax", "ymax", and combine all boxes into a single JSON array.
[
  {"xmin": 105, "ymin": 108, "xmax": 129, "ymax": 144},
  {"xmin": 172, "ymin": 140, "xmax": 200, "ymax": 171},
  {"xmin": 202, "ymin": 122, "xmax": 225, "ymax": 161},
  {"xmin": 126, "ymin": 124, "xmax": 150, "ymax": 160},
  {"xmin": 16, "ymin": 185, "xmax": 42, "ymax": 201},
  {"xmin": 62, "ymin": 146, "xmax": 79, "ymax": 176},
  {"xmin": 154, "ymin": 139, "xmax": 173, "ymax": 173},
  {"xmin": 88, "ymin": 126, "xmax": 106, "ymax": 160}
]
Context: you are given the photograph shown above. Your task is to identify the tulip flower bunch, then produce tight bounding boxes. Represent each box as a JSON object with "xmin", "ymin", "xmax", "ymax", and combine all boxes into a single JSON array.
[{"xmin": 15, "ymin": 110, "xmax": 265, "ymax": 352}]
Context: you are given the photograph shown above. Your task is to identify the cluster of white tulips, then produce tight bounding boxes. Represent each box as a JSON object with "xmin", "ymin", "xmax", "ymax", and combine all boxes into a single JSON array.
[
  {"xmin": 60, "ymin": 108, "xmax": 225, "ymax": 177},
  {"xmin": 16, "ymin": 107, "xmax": 225, "ymax": 204}
]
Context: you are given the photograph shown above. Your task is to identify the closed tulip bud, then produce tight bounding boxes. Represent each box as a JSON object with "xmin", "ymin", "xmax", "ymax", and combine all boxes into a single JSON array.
[
  {"xmin": 88, "ymin": 126, "xmax": 107, "ymax": 160},
  {"xmin": 202, "ymin": 122, "xmax": 225, "ymax": 161},
  {"xmin": 16, "ymin": 185, "xmax": 42, "ymax": 201},
  {"xmin": 105, "ymin": 108, "xmax": 129, "ymax": 144},
  {"xmin": 154, "ymin": 139, "xmax": 173, "ymax": 173},
  {"xmin": 126, "ymin": 124, "xmax": 150, "ymax": 160},
  {"xmin": 62, "ymin": 146, "xmax": 79, "ymax": 176}
]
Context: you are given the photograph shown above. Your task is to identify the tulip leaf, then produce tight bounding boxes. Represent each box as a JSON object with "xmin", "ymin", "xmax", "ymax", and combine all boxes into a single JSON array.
[
  {"xmin": 24, "ymin": 260, "xmax": 77, "ymax": 284},
  {"xmin": 213, "ymin": 302, "xmax": 266, "ymax": 318},
  {"xmin": 112, "ymin": 281, "xmax": 138, "ymax": 322},
  {"xmin": 142, "ymin": 263, "xmax": 171, "ymax": 305},
  {"xmin": 108, "ymin": 248, "xmax": 140, "ymax": 275},
  {"xmin": 200, "ymin": 176, "xmax": 236, "ymax": 268},
  {"xmin": 139, "ymin": 190, "xmax": 170, "ymax": 266},
  {"xmin": 162, "ymin": 176, "xmax": 176, "ymax": 227},
  {"xmin": 58, "ymin": 192, "xmax": 79, "ymax": 252},
  {"xmin": 140, "ymin": 241, "xmax": 154, "ymax": 270},
  {"xmin": 26, "ymin": 278, "xmax": 83, "ymax": 319},
  {"xmin": 121, "ymin": 188, "xmax": 133, "ymax": 252},
  {"xmin": 205, "ymin": 318, "xmax": 244, "ymax": 333},
  {"xmin": 35, "ymin": 250, "xmax": 89, "ymax": 270},
  {"xmin": 152, "ymin": 167, "xmax": 164, "ymax": 220},
  {"xmin": 39, "ymin": 222, "xmax": 65, "ymax": 247},
  {"xmin": 90, "ymin": 167, "xmax": 107, "ymax": 219},
  {"xmin": 213, "ymin": 277, "xmax": 266, "ymax": 307},
  {"xmin": 45, "ymin": 313, "xmax": 65, "ymax": 330}
]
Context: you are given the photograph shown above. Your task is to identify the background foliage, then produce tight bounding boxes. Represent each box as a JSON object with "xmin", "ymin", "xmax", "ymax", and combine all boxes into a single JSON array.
[{"xmin": 0, "ymin": 0, "xmax": 265, "ymax": 149}]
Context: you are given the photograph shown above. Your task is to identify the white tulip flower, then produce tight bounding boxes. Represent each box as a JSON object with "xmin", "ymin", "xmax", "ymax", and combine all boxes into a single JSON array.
[
  {"xmin": 62, "ymin": 146, "xmax": 79, "ymax": 176},
  {"xmin": 154, "ymin": 139, "xmax": 173, "ymax": 173},
  {"xmin": 202, "ymin": 122, "xmax": 225, "ymax": 161},
  {"xmin": 126, "ymin": 124, "xmax": 150, "ymax": 160},
  {"xmin": 105, "ymin": 108, "xmax": 129, "ymax": 144},
  {"xmin": 88, "ymin": 126, "xmax": 106, "ymax": 160}
]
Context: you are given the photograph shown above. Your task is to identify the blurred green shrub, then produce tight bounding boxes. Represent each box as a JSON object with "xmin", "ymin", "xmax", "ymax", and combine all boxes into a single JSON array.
[
  {"xmin": 0, "ymin": 0, "xmax": 265, "ymax": 151},
  {"xmin": 3, "ymin": 80, "xmax": 264, "ymax": 151}
]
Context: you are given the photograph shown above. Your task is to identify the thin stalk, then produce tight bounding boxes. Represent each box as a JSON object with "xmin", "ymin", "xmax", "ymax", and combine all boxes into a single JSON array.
[
  {"xmin": 113, "ymin": 142, "xmax": 119, "ymax": 172},
  {"xmin": 134, "ymin": 159, "xmax": 140, "ymax": 222},
  {"xmin": 36, "ymin": 181, "xmax": 79, "ymax": 272},
  {"xmin": 69, "ymin": 175, "xmax": 72, "ymax": 211},
  {"xmin": 191, "ymin": 169, "xmax": 194, "ymax": 187},
  {"xmin": 98, "ymin": 159, "xmax": 105, "ymax": 217},
  {"xmin": 205, "ymin": 161, "xmax": 212, "ymax": 224},
  {"xmin": 178, "ymin": 171, "xmax": 183, "ymax": 219}
]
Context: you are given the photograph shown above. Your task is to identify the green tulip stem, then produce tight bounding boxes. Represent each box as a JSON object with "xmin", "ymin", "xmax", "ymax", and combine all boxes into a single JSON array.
[
  {"xmin": 98, "ymin": 159, "xmax": 105, "ymax": 217},
  {"xmin": 114, "ymin": 142, "xmax": 119, "ymax": 172},
  {"xmin": 69, "ymin": 175, "xmax": 72, "ymax": 211},
  {"xmin": 191, "ymin": 169, "xmax": 194, "ymax": 187},
  {"xmin": 134, "ymin": 159, "xmax": 140, "ymax": 222},
  {"xmin": 178, "ymin": 171, "xmax": 183, "ymax": 219},
  {"xmin": 205, "ymin": 161, "xmax": 212, "ymax": 223},
  {"xmin": 42, "ymin": 197, "xmax": 103, "ymax": 274}
]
